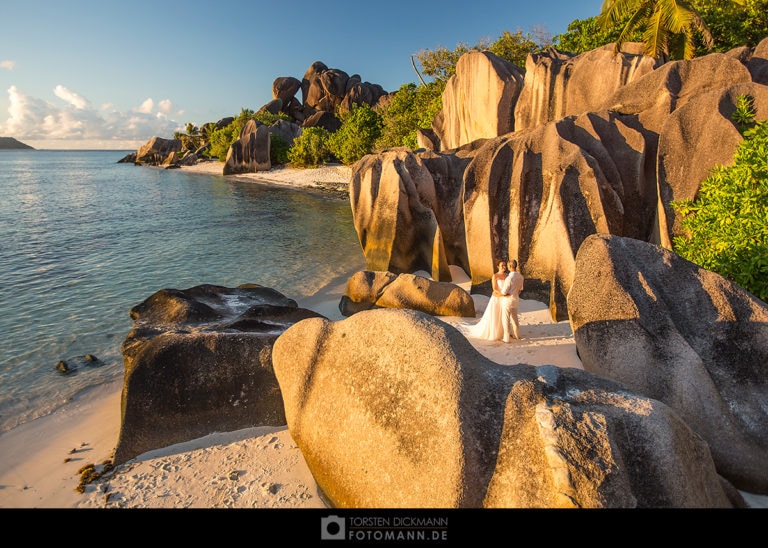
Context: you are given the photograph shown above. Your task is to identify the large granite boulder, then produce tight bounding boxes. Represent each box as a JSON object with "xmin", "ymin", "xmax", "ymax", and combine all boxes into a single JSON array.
[
  {"xmin": 302, "ymin": 110, "xmax": 342, "ymax": 133},
  {"xmin": 339, "ymin": 80, "xmax": 388, "ymax": 115},
  {"xmin": 349, "ymin": 43, "xmax": 768, "ymax": 321},
  {"xmin": 272, "ymin": 76, "xmax": 302, "ymax": 105},
  {"xmin": 567, "ymin": 234, "xmax": 768, "ymax": 494},
  {"xmin": 272, "ymin": 308, "xmax": 741, "ymax": 508},
  {"xmin": 655, "ymin": 82, "xmax": 768, "ymax": 247},
  {"xmin": 112, "ymin": 283, "xmax": 324, "ymax": 465},
  {"xmin": 462, "ymin": 110, "xmax": 658, "ymax": 319},
  {"xmin": 301, "ymin": 60, "xmax": 331, "ymax": 115},
  {"xmin": 434, "ymin": 50, "xmax": 525, "ymax": 151},
  {"xmin": 600, "ymin": 52, "xmax": 754, "ymax": 134},
  {"xmin": 267, "ymin": 119, "xmax": 303, "ymax": 149},
  {"xmin": 349, "ymin": 145, "xmax": 478, "ymax": 282},
  {"xmin": 223, "ymin": 119, "xmax": 271, "ymax": 175},
  {"xmin": 514, "ymin": 43, "xmax": 661, "ymax": 132},
  {"xmin": 746, "ymin": 36, "xmax": 768, "ymax": 84},
  {"xmin": 350, "ymin": 147, "xmax": 457, "ymax": 281},
  {"xmin": 339, "ymin": 270, "xmax": 476, "ymax": 317},
  {"xmin": 135, "ymin": 136, "xmax": 182, "ymax": 165},
  {"xmin": 299, "ymin": 61, "xmax": 387, "ymax": 127}
]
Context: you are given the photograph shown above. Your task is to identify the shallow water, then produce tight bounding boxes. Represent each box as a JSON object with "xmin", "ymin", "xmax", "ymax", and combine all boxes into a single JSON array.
[{"xmin": 0, "ymin": 150, "xmax": 365, "ymax": 432}]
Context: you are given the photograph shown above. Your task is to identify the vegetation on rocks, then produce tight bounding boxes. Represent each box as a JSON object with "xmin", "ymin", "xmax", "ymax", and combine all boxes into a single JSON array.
[
  {"xmin": 327, "ymin": 104, "xmax": 383, "ymax": 165},
  {"xmin": 413, "ymin": 28, "xmax": 551, "ymax": 85},
  {"xmin": 556, "ymin": 0, "xmax": 768, "ymax": 58},
  {"xmin": 202, "ymin": 108, "xmax": 290, "ymax": 162},
  {"xmin": 168, "ymin": 2, "xmax": 767, "ymax": 298},
  {"xmin": 375, "ymin": 82, "xmax": 443, "ymax": 151},
  {"xmin": 672, "ymin": 97, "xmax": 768, "ymax": 302},
  {"xmin": 177, "ymin": 1, "xmax": 767, "ymax": 167},
  {"xmin": 287, "ymin": 126, "xmax": 331, "ymax": 168}
]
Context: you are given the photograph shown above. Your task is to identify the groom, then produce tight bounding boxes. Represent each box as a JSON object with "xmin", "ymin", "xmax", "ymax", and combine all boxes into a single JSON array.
[{"xmin": 499, "ymin": 259, "xmax": 524, "ymax": 342}]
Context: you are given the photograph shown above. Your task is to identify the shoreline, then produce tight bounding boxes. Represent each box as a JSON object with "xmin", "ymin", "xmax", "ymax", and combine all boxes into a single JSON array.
[
  {"xmin": 0, "ymin": 279, "xmax": 588, "ymax": 509},
  {"xmin": 0, "ymin": 269, "xmax": 359, "ymax": 509},
  {"xmin": 1, "ymin": 161, "xmax": 766, "ymax": 509},
  {"xmin": 177, "ymin": 160, "xmax": 353, "ymax": 195},
  {"xmin": 0, "ymin": 162, "xmax": 362, "ymax": 509}
]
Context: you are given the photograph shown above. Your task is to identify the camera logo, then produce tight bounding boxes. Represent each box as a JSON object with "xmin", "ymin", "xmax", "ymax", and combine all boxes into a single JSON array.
[{"xmin": 321, "ymin": 515, "xmax": 346, "ymax": 540}]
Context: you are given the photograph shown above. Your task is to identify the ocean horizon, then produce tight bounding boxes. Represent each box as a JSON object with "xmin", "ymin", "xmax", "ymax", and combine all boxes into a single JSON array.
[{"xmin": 0, "ymin": 149, "xmax": 365, "ymax": 434}]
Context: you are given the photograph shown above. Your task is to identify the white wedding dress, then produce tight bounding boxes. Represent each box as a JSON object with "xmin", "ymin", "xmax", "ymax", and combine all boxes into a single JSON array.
[{"xmin": 464, "ymin": 276, "xmax": 506, "ymax": 341}]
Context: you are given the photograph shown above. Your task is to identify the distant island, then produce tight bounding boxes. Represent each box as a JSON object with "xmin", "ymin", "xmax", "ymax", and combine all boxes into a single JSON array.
[{"xmin": 0, "ymin": 137, "xmax": 34, "ymax": 149}]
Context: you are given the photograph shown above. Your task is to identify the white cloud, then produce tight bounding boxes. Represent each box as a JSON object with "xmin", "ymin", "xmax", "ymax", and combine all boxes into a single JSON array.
[
  {"xmin": 0, "ymin": 60, "xmax": 15, "ymax": 70},
  {"xmin": 53, "ymin": 85, "xmax": 90, "ymax": 110},
  {"xmin": 136, "ymin": 98, "xmax": 154, "ymax": 114},
  {"xmin": 0, "ymin": 85, "xmax": 183, "ymax": 147}
]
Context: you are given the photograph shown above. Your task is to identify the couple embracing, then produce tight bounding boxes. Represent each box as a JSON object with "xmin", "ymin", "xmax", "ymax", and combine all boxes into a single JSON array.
[{"xmin": 466, "ymin": 258, "xmax": 524, "ymax": 343}]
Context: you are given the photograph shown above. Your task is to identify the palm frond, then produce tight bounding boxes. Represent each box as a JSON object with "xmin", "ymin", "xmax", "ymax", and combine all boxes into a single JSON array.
[
  {"xmin": 612, "ymin": 2, "xmax": 654, "ymax": 53},
  {"xmin": 643, "ymin": 8, "xmax": 669, "ymax": 57},
  {"xmin": 599, "ymin": 0, "xmax": 642, "ymax": 29},
  {"xmin": 601, "ymin": 0, "xmax": 719, "ymax": 59},
  {"xmin": 658, "ymin": 0, "xmax": 692, "ymax": 34},
  {"xmin": 690, "ymin": 11, "xmax": 714, "ymax": 50}
]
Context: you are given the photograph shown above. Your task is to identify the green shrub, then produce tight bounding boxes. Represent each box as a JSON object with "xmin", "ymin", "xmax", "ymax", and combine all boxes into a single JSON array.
[
  {"xmin": 376, "ymin": 82, "xmax": 443, "ymax": 151},
  {"xmin": 287, "ymin": 126, "xmax": 331, "ymax": 168},
  {"xmin": 270, "ymin": 134, "xmax": 290, "ymax": 165},
  {"xmin": 328, "ymin": 104, "xmax": 383, "ymax": 165},
  {"xmin": 732, "ymin": 94, "xmax": 757, "ymax": 133},
  {"xmin": 203, "ymin": 108, "xmax": 258, "ymax": 161},
  {"xmin": 488, "ymin": 29, "xmax": 548, "ymax": 68},
  {"xmin": 208, "ymin": 122, "xmax": 242, "ymax": 161},
  {"xmin": 672, "ymin": 118, "xmax": 768, "ymax": 302},
  {"xmin": 690, "ymin": 0, "xmax": 768, "ymax": 54},
  {"xmin": 254, "ymin": 110, "xmax": 290, "ymax": 126},
  {"xmin": 553, "ymin": 15, "xmax": 636, "ymax": 54}
]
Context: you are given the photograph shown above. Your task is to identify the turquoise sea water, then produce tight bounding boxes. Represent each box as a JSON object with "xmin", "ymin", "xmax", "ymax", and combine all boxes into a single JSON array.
[{"xmin": 0, "ymin": 150, "xmax": 365, "ymax": 433}]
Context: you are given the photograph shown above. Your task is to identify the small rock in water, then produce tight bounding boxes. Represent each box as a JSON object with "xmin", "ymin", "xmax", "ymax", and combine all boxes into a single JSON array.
[{"xmin": 55, "ymin": 354, "xmax": 103, "ymax": 375}]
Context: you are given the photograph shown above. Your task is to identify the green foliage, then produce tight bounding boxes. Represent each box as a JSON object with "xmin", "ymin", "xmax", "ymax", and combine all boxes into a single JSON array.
[
  {"xmin": 413, "ymin": 27, "xmax": 552, "ymax": 84},
  {"xmin": 555, "ymin": 1, "xmax": 768, "ymax": 58},
  {"xmin": 376, "ymin": 82, "xmax": 443, "ymax": 150},
  {"xmin": 185, "ymin": 108, "xmax": 292, "ymax": 161},
  {"xmin": 270, "ymin": 134, "xmax": 290, "ymax": 165},
  {"xmin": 204, "ymin": 108, "xmax": 257, "ymax": 161},
  {"xmin": 597, "ymin": 0, "xmax": 717, "ymax": 60},
  {"xmin": 487, "ymin": 29, "xmax": 550, "ymax": 68},
  {"xmin": 414, "ymin": 43, "xmax": 472, "ymax": 83},
  {"xmin": 595, "ymin": 0, "xmax": 765, "ymax": 60},
  {"xmin": 327, "ymin": 104, "xmax": 383, "ymax": 165},
  {"xmin": 690, "ymin": 0, "xmax": 768, "ymax": 53},
  {"xmin": 254, "ymin": 110, "xmax": 290, "ymax": 126},
  {"xmin": 234, "ymin": 107, "xmax": 255, "ymax": 124},
  {"xmin": 672, "ymin": 119, "xmax": 768, "ymax": 302},
  {"xmin": 287, "ymin": 126, "xmax": 332, "ymax": 168},
  {"xmin": 554, "ymin": 15, "xmax": 641, "ymax": 54},
  {"xmin": 208, "ymin": 122, "xmax": 242, "ymax": 161},
  {"xmin": 733, "ymin": 94, "xmax": 757, "ymax": 133}
]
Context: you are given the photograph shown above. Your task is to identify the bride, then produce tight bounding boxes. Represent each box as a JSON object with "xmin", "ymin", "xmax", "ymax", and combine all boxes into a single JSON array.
[{"xmin": 465, "ymin": 259, "xmax": 508, "ymax": 341}]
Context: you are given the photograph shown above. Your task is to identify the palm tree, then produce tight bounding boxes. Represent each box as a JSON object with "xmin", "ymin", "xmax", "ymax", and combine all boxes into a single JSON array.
[
  {"xmin": 185, "ymin": 122, "xmax": 200, "ymax": 136},
  {"xmin": 599, "ymin": 0, "xmax": 744, "ymax": 59}
]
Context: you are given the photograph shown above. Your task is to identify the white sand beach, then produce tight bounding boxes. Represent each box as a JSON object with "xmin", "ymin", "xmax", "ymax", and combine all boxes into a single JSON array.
[
  {"xmin": 0, "ymin": 162, "xmax": 765, "ymax": 512},
  {"xmin": 179, "ymin": 159, "xmax": 354, "ymax": 190},
  {"xmin": 0, "ymin": 290, "xmax": 582, "ymax": 509}
]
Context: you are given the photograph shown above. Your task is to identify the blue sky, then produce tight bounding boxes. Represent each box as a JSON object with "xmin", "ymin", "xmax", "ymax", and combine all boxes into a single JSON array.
[{"xmin": 0, "ymin": 1, "xmax": 603, "ymax": 149}]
